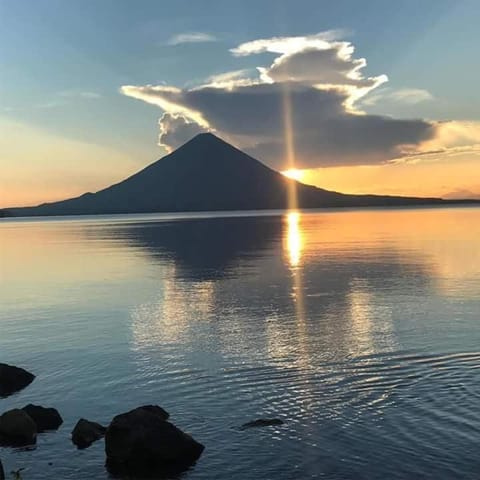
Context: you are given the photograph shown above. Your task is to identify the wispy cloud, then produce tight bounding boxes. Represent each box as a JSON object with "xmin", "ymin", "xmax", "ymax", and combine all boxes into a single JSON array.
[
  {"xmin": 203, "ymin": 69, "xmax": 253, "ymax": 88},
  {"xmin": 443, "ymin": 188, "xmax": 480, "ymax": 200},
  {"xmin": 35, "ymin": 101, "xmax": 66, "ymax": 109},
  {"xmin": 32, "ymin": 90, "xmax": 102, "ymax": 110},
  {"xmin": 59, "ymin": 90, "xmax": 102, "ymax": 99},
  {"xmin": 362, "ymin": 87, "xmax": 433, "ymax": 106},
  {"xmin": 388, "ymin": 88, "xmax": 434, "ymax": 104},
  {"xmin": 230, "ymin": 29, "xmax": 350, "ymax": 56},
  {"xmin": 2, "ymin": 90, "xmax": 101, "ymax": 112},
  {"xmin": 168, "ymin": 32, "xmax": 217, "ymax": 46}
]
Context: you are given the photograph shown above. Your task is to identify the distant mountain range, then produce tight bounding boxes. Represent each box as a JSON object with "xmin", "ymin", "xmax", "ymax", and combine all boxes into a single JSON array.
[{"xmin": 2, "ymin": 133, "xmax": 477, "ymax": 217}]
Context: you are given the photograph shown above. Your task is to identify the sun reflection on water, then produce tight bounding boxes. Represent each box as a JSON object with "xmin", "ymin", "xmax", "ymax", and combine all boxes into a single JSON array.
[
  {"xmin": 286, "ymin": 211, "xmax": 303, "ymax": 268},
  {"xmin": 281, "ymin": 211, "xmax": 310, "ymax": 371}
]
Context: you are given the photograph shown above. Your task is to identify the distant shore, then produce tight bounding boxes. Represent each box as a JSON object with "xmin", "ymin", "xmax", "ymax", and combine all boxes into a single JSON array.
[{"xmin": 2, "ymin": 199, "xmax": 480, "ymax": 221}]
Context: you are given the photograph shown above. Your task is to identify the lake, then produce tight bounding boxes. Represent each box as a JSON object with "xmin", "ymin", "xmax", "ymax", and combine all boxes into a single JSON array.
[{"xmin": 1, "ymin": 206, "xmax": 480, "ymax": 479}]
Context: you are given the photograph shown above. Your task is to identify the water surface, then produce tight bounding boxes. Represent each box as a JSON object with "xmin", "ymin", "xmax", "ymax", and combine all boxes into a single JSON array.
[{"xmin": 1, "ymin": 207, "xmax": 480, "ymax": 479}]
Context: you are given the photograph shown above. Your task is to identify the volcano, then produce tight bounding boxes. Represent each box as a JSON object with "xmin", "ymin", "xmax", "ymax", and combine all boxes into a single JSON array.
[{"xmin": 2, "ymin": 133, "xmax": 469, "ymax": 217}]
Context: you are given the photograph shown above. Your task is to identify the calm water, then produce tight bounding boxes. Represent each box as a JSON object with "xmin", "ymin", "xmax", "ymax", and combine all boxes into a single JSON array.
[{"xmin": 1, "ymin": 207, "xmax": 480, "ymax": 479}]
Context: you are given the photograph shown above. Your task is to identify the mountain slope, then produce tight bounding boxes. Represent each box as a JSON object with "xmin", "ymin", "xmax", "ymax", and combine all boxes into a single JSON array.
[{"xmin": 1, "ymin": 133, "xmax": 469, "ymax": 217}]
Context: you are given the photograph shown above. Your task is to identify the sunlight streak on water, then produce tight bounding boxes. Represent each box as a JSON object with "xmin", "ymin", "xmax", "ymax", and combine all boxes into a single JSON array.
[{"xmin": 285, "ymin": 211, "xmax": 303, "ymax": 268}]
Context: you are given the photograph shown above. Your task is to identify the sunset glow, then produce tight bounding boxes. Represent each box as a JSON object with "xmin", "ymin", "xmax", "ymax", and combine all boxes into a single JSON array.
[
  {"xmin": 1, "ymin": 4, "xmax": 480, "ymax": 208},
  {"xmin": 282, "ymin": 169, "xmax": 305, "ymax": 182},
  {"xmin": 2, "ymin": 3, "xmax": 480, "ymax": 477}
]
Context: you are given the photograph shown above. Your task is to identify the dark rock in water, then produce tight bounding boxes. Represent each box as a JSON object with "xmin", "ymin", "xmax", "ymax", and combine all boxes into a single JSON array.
[
  {"xmin": 21, "ymin": 405, "xmax": 63, "ymax": 432},
  {"xmin": 240, "ymin": 418, "xmax": 285, "ymax": 430},
  {"xmin": 105, "ymin": 405, "xmax": 204, "ymax": 477},
  {"xmin": 0, "ymin": 458, "xmax": 4, "ymax": 480},
  {"xmin": 0, "ymin": 409, "xmax": 37, "ymax": 446},
  {"xmin": 0, "ymin": 364, "xmax": 35, "ymax": 397},
  {"xmin": 129, "ymin": 405, "xmax": 170, "ymax": 421},
  {"xmin": 71, "ymin": 419, "xmax": 107, "ymax": 449}
]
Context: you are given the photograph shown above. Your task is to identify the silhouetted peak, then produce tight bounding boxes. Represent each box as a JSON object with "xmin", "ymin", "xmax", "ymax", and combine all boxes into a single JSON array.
[
  {"xmin": 183, "ymin": 132, "xmax": 231, "ymax": 149},
  {"xmin": 169, "ymin": 132, "xmax": 249, "ymax": 168},
  {"xmin": 191, "ymin": 132, "xmax": 219, "ymax": 141},
  {"xmin": 194, "ymin": 132, "xmax": 217, "ymax": 139}
]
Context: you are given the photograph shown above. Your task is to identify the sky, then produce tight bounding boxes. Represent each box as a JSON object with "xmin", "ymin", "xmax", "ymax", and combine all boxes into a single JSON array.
[{"xmin": 1, "ymin": 0, "xmax": 480, "ymax": 207}]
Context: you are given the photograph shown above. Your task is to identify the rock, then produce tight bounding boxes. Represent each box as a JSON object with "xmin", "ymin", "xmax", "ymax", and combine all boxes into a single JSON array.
[
  {"xmin": 0, "ymin": 364, "xmax": 35, "ymax": 398},
  {"xmin": 22, "ymin": 405, "xmax": 63, "ymax": 432},
  {"xmin": 240, "ymin": 418, "xmax": 285, "ymax": 430},
  {"xmin": 105, "ymin": 405, "xmax": 204, "ymax": 477},
  {"xmin": 0, "ymin": 409, "xmax": 37, "ymax": 446},
  {"xmin": 0, "ymin": 458, "xmax": 4, "ymax": 480},
  {"xmin": 71, "ymin": 419, "xmax": 106, "ymax": 449}
]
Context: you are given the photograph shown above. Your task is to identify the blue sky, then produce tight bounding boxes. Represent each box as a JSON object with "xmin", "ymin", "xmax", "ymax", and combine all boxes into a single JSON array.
[{"xmin": 1, "ymin": 0, "xmax": 480, "ymax": 205}]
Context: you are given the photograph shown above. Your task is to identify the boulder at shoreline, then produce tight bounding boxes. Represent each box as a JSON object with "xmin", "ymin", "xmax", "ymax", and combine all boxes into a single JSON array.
[
  {"xmin": 22, "ymin": 405, "xmax": 63, "ymax": 432},
  {"xmin": 72, "ymin": 419, "xmax": 107, "ymax": 449},
  {"xmin": 105, "ymin": 405, "xmax": 204, "ymax": 477},
  {"xmin": 0, "ymin": 364, "xmax": 35, "ymax": 398},
  {"xmin": 0, "ymin": 409, "xmax": 37, "ymax": 446}
]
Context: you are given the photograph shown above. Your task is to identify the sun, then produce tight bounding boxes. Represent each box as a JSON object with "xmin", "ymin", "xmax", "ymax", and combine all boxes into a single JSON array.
[{"xmin": 282, "ymin": 168, "xmax": 305, "ymax": 182}]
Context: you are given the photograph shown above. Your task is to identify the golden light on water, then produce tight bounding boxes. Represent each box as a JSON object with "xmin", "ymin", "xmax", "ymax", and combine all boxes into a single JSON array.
[
  {"xmin": 281, "ymin": 82, "xmax": 308, "ymax": 359},
  {"xmin": 286, "ymin": 211, "xmax": 303, "ymax": 267},
  {"xmin": 283, "ymin": 210, "xmax": 308, "ymax": 369}
]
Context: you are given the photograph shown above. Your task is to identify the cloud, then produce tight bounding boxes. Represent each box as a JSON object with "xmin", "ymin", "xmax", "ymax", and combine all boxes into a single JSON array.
[
  {"xmin": 121, "ymin": 32, "xmax": 479, "ymax": 169},
  {"xmin": 229, "ymin": 30, "xmax": 349, "ymax": 56},
  {"xmin": 203, "ymin": 69, "xmax": 254, "ymax": 88},
  {"xmin": 361, "ymin": 88, "xmax": 433, "ymax": 106},
  {"xmin": 168, "ymin": 32, "xmax": 217, "ymax": 45},
  {"xmin": 59, "ymin": 90, "xmax": 102, "ymax": 99},
  {"xmin": 158, "ymin": 113, "xmax": 209, "ymax": 152},
  {"xmin": 443, "ymin": 188, "xmax": 480, "ymax": 200},
  {"xmin": 32, "ymin": 90, "xmax": 102, "ymax": 109},
  {"xmin": 35, "ymin": 100, "xmax": 67, "ymax": 109},
  {"xmin": 231, "ymin": 32, "xmax": 386, "ymax": 98}
]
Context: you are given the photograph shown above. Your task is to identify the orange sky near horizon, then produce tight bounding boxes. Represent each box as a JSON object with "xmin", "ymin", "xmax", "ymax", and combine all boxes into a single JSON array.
[
  {"xmin": 3, "ymin": 149, "xmax": 480, "ymax": 209},
  {"xmin": 288, "ymin": 155, "xmax": 480, "ymax": 200},
  {"xmin": 0, "ymin": 117, "xmax": 139, "ymax": 208},
  {"xmin": 2, "ymin": 118, "xmax": 480, "ymax": 208}
]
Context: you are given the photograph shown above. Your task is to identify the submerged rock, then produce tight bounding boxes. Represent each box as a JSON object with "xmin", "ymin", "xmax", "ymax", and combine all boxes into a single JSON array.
[
  {"xmin": 0, "ymin": 364, "xmax": 35, "ymax": 398},
  {"xmin": 240, "ymin": 418, "xmax": 285, "ymax": 430},
  {"xmin": 71, "ymin": 419, "xmax": 107, "ymax": 449},
  {"xmin": 22, "ymin": 405, "xmax": 63, "ymax": 432},
  {"xmin": 0, "ymin": 409, "xmax": 37, "ymax": 446},
  {"xmin": 105, "ymin": 405, "xmax": 204, "ymax": 477}
]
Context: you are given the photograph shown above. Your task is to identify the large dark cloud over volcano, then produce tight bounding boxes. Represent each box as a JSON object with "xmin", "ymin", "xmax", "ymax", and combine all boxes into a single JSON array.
[{"xmin": 121, "ymin": 32, "xmax": 473, "ymax": 169}]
